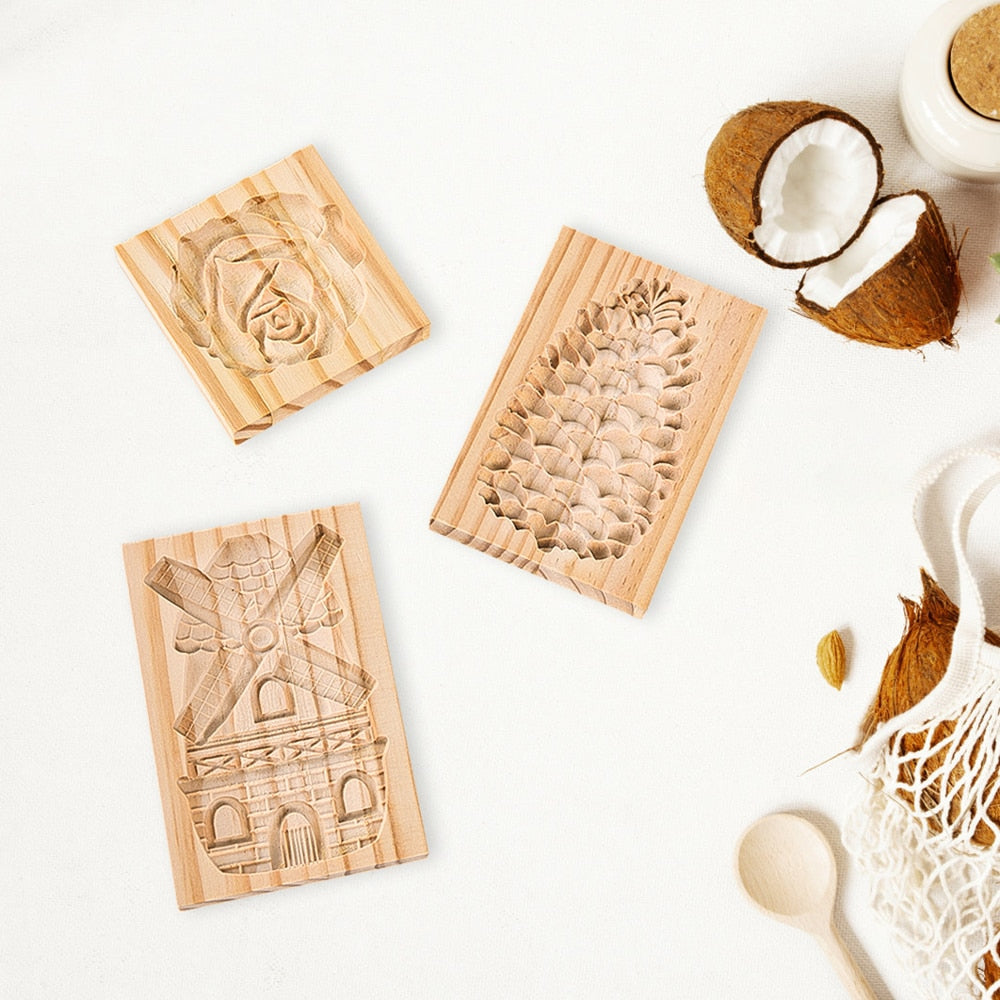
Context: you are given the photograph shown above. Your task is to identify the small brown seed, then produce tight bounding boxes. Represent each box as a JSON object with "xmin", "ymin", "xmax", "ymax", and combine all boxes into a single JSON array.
[{"xmin": 817, "ymin": 630, "xmax": 846, "ymax": 690}]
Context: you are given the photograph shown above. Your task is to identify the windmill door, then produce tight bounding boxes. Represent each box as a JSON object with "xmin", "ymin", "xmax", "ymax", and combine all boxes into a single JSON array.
[{"xmin": 273, "ymin": 806, "xmax": 322, "ymax": 868}]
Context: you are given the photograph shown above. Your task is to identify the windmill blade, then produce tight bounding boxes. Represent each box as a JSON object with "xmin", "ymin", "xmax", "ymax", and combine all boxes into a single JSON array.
[
  {"xmin": 276, "ymin": 634, "xmax": 374, "ymax": 708},
  {"xmin": 145, "ymin": 557, "xmax": 245, "ymax": 639},
  {"xmin": 173, "ymin": 646, "xmax": 267, "ymax": 745},
  {"xmin": 261, "ymin": 524, "xmax": 343, "ymax": 627}
]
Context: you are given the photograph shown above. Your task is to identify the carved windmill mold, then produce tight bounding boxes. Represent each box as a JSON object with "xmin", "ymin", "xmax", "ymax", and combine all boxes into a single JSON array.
[
  {"xmin": 145, "ymin": 525, "xmax": 374, "ymax": 745},
  {"xmin": 123, "ymin": 505, "xmax": 426, "ymax": 907}
]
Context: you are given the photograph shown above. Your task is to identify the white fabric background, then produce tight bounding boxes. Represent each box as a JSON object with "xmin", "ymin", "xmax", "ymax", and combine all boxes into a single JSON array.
[{"xmin": 3, "ymin": 1, "xmax": 1000, "ymax": 997}]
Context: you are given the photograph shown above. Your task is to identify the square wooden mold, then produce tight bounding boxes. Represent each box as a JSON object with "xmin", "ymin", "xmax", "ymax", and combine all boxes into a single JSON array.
[
  {"xmin": 123, "ymin": 503, "xmax": 427, "ymax": 907},
  {"xmin": 430, "ymin": 228, "xmax": 766, "ymax": 617},
  {"xmin": 116, "ymin": 146, "xmax": 429, "ymax": 443}
]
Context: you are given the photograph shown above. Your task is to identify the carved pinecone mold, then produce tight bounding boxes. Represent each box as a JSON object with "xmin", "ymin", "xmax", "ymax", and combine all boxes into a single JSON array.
[{"xmin": 478, "ymin": 277, "xmax": 700, "ymax": 560}]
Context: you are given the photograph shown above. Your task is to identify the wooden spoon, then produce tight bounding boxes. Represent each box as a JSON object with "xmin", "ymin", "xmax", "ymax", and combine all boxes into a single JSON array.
[{"xmin": 736, "ymin": 813, "xmax": 877, "ymax": 1000}]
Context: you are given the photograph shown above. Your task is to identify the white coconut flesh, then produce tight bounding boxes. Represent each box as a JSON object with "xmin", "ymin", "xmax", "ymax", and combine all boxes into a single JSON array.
[
  {"xmin": 753, "ymin": 118, "xmax": 880, "ymax": 264},
  {"xmin": 798, "ymin": 194, "xmax": 925, "ymax": 309}
]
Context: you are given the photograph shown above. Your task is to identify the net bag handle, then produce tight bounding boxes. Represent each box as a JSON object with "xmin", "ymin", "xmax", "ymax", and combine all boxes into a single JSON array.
[{"xmin": 860, "ymin": 449, "xmax": 1000, "ymax": 765}]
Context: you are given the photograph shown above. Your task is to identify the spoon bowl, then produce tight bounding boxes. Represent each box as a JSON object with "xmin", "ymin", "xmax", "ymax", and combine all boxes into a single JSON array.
[
  {"xmin": 736, "ymin": 813, "xmax": 876, "ymax": 1000},
  {"xmin": 737, "ymin": 812, "xmax": 836, "ymax": 926}
]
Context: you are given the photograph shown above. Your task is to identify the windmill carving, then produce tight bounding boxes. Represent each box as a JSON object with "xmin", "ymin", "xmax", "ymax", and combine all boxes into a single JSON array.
[{"xmin": 144, "ymin": 525, "xmax": 387, "ymax": 875}]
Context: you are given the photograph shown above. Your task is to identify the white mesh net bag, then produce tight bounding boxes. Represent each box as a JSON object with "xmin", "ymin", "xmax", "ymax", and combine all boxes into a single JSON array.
[{"xmin": 845, "ymin": 451, "xmax": 1000, "ymax": 998}]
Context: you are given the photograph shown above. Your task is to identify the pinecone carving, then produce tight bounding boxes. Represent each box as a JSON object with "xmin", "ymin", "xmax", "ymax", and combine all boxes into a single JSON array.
[{"xmin": 478, "ymin": 278, "xmax": 700, "ymax": 560}]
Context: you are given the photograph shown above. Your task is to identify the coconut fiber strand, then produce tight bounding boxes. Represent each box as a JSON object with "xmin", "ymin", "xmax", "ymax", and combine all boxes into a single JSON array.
[
  {"xmin": 796, "ymin": 192, "xmax": 962, "ymax": 350},
  {"xmin": 704, "ymin": 100, "xmax": 883, "ymax": 268}
]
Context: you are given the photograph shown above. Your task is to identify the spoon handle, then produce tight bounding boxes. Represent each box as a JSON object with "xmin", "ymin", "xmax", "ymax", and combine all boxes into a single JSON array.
[{"xmin": 815, "ymin": 923, "xmax": 878, "ymax": 1000}]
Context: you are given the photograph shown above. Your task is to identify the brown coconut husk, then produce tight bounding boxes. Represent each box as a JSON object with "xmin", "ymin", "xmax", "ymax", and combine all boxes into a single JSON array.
[
  {"xmin": 861, "ymin": 570, "xmax": 1000, "ymax": 845},
  {"xmin": 984, "ymin": 952, "xmax": 1000, "ymax": 992},
  {"xmin": 862, "ymin": 570, "xmax": 1000, "ymax": 988},
  {"xmin": 795, "ymin": 191, "xmax": 962, "ymax": 350},
  {"xmin": 704, "ymin": 100, "xmax": 884, "ymax": 268}
]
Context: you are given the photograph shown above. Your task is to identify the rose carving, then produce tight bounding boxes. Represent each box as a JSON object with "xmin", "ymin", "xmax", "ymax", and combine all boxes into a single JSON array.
[{"xmin": 170, "ymin": 194, "xmax": 367, "ymax": 376}]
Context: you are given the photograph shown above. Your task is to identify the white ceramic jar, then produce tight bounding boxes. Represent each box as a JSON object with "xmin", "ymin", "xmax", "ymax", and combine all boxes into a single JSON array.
[{"xmin": 900, "ymin": 0, "xmax": 1000, "ymax": 182}]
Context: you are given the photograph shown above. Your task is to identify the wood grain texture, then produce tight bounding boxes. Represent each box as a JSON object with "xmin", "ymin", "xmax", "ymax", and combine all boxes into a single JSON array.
[
  {"xmin": 116, "ymin": 146, "xmax": 429, "ymax": 443},
  {"xmin": 123, "ymin": 504, "xmax": 426, "ymax": 908},
  {"xmin": 430, "ymin": 228, "xmax": 765, "ymax": 617}
]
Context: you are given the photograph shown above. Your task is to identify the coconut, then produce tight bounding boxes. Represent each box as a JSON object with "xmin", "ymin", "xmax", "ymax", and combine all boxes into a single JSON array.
[
  {"xmin": 795, "ymin": 190, "xmax": 961, "ymax": 349},
  {"xmin": 704, "ymin": 100, "xmax": 884, "ymax": 268},
  {"xmin": 861, "ymin": 570, "xmax": 1000, "ymax": 988},
  {"xmin": 860, "ymin": 570, "xmax": 1000, "ymax": 845}
]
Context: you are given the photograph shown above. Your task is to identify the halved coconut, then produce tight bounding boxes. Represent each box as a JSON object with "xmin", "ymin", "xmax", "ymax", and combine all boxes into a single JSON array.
[
  {"xmin": 795, "ymin": 190, "xmax": 961, "ymax": 349},
  {"xmin": 705, "ymin": 101, "xmax": 884, "ymax": 268}
]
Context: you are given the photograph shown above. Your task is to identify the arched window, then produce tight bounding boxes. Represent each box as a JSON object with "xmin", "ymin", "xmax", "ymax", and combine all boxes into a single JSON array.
[
  {"xmin": 251, "ymin": 675, "xmax": 295, "ymax": 723},
  {"xmin": 270, "ymin": 804, "xmax": 322, "ymax": 868},
  {"xmin": 336, "ymin": 771, "xmax": 378, "ymax": 821},
  {"xmin": 206, "ymin": 797, "xmax": 251, "ymax": 847}
]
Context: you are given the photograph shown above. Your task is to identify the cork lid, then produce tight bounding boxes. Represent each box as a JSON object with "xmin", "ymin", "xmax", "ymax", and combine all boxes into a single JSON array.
[{"xmin": 950, "ymin": 3, "xmax": 1000, "ymax": 121}]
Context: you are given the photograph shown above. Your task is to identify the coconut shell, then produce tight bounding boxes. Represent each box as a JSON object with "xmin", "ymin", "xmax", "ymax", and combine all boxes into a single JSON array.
[
  {"xmin": 984, "ymin": 952, "xmax": 1000, "ymax": 992},
  {"xmin": 704, "ymin": 100, "xmax": 884, "ymax": 268},
  {"xmin": 863, "ymin": 570, "xmax": 1000, "ymax": 987},
  {"xmin": 861, "ymin": 570, "xmax": 1000, "ymax": 847},
  {"xmin": 795, "ymin": 190, "xmax": 962, "ymax": 350}
]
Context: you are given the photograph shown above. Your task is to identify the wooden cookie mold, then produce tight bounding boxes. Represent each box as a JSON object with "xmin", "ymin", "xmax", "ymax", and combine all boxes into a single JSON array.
[
  {"xmin": 123, "ymin": 504, "xmax": 426, "ymax": 907},
  {"xmin": 117, "ymin": 146, "xmax": 429, "ymax": 442},
  {"xmin": 430, "ymin": 228, "xmax": 765, "ymax": 617}
]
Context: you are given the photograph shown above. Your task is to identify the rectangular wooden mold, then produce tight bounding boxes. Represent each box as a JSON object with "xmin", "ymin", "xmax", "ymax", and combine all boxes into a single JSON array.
[
  {"xmin": 123, "ymin": 504, "xmax": 426, "ymax": 907},
  {"xmin": 116, "ymin": 146, "xmax": 429, "ymax": 443},
  {"xmin": 430, "ymin": 228, "xmax": 766, "ymax": 617}
]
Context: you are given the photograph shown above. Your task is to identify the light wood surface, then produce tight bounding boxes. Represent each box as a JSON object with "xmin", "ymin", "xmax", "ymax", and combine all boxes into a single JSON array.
[
  {"xmin": 430, "ymin": 227, "xmax": 765, "ymax": 616},
  {"xmin": 123, "ymin": 504, "xmax": 426, "ymax": 908},
  {"xmin": 116, "ymin": 146, "xmax": 429, "ymax": 443},
  {"xmin": 737, "ymin": 814, "xmax": 877, "ymax": 1000}
]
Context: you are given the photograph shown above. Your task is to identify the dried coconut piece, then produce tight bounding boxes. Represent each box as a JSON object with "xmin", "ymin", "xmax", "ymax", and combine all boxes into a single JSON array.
[
  {"xmin": 795, "ymin": 190, "xmax": 961, "ymax": 349},
  {"xmin": 705, "ymin": 100, "xmax": 883, "ymax": 268}
]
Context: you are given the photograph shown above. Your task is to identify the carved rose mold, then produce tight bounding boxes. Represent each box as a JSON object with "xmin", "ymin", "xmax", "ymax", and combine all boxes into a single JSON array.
[
  {"xmin": 116, "ymin": 147, "xmax": 430, "ymax": 443},
  {"xmin": 123, "ymin": 505, "xmax": 427, "ymax": 906},
  {"xmin": 478, "ymin": 278, "xmax": 699, "ymax": 560},
  {"xmin": 171, "ymin": 194, "xmax": 367, "ymax": 377}
]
